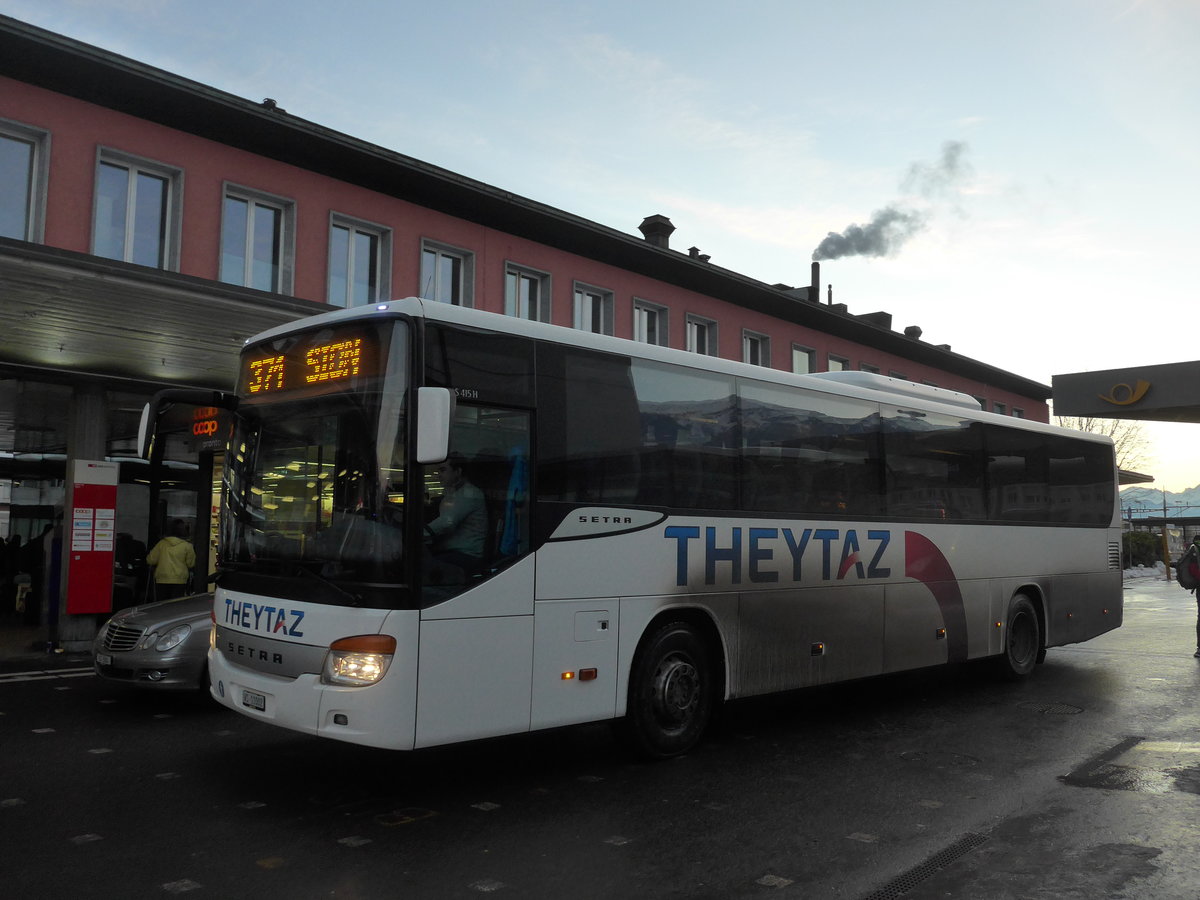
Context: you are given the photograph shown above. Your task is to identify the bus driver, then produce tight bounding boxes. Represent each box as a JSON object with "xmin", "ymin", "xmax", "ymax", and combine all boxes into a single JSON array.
[{"xmin": 424, "ymin": 453, "xmax": 488, "ymax": 576}]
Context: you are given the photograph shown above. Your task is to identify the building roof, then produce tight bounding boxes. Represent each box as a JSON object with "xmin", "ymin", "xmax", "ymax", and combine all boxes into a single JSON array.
[{"xmin": 0, "ymin": 14, "xmax": 1050, "ymax": 399}]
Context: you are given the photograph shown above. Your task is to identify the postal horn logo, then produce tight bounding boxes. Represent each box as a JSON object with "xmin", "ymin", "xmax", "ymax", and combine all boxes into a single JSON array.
[{"xmin": 1098, "ymin": 380, "xmax": 1150, "ymax": 407}]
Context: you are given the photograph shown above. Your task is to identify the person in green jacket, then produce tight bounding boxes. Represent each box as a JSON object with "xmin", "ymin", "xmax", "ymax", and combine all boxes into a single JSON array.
[{"xmin": 146, "ymin": 519, "xmax": 196, "ymax": 602}]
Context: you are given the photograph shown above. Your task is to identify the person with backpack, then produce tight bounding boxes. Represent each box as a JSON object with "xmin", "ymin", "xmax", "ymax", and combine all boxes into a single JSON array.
[{"xmin": 1178, "ymin": 535, "xmax": 1200, "ymax": 658}]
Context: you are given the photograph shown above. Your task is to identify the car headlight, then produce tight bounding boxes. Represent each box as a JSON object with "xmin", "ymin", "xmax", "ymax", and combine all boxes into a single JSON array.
[
  {"xmin": 142, "ymin": 624, "xmax": 192, "ymax": 652},
  {"xmin": 322, "ymin": 635, "xmax": 396, "ymax": 686}
]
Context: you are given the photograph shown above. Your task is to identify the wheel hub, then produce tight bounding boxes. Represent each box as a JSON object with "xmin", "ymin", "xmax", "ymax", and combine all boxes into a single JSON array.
[{"xmin": 652, "ymin": 655, "xmax": 699, "ymax": 727}]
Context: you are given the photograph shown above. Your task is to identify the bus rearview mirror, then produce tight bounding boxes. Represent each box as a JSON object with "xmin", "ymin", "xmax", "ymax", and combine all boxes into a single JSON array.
[{"xmin": 416, "ymin": 387, "xmax": 455, "ymax": 464}]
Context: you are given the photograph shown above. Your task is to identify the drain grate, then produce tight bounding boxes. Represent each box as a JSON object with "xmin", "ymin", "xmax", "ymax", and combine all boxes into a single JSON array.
[
  {"xmin": 1018, "ymin": 700, "xmax": 1083, "ymax": 715},
  {"xmin": 860, "ymin": 831, "xmax": 989, "ymax": 900}
]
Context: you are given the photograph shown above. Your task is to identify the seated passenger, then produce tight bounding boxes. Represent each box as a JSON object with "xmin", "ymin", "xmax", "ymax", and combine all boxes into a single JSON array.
[{"xmin": 425, "ymin": 453, "xmax": 488, "ymax": 575}]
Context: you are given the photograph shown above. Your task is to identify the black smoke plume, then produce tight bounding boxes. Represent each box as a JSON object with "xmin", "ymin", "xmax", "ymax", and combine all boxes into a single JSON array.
[
  {"xmin": 812, "ymin": 141, "xmax": 969, "ymax": 262},
  {"xmin": 811, "ymin": 206, "xmax": 927, "ymax": 261}
]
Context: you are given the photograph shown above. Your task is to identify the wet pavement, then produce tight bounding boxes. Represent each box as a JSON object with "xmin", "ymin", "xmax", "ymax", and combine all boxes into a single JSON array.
[
  {"xmin": 875, "ymin": 573, "xmax": 1200, "ymax": 900},
  {"xmin": 2, "ymin": 573, "xmax": 1199, "ymax": 898}
]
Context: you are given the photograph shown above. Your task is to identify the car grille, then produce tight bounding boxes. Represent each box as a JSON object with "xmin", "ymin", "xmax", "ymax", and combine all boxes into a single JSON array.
[{"xmin": 102, "ymin": 622, "xmax": 145, "ymax": 652}]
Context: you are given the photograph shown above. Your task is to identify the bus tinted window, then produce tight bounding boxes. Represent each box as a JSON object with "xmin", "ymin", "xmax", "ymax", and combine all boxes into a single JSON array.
[
  {"xmin": 740, "ymin": 381, "xmax": 882, "ymax": 516},
  {"xmin": 882, "ymin": 407, "xmax": 986, "ymax": 520},
  {"xmin": 632, "ymin": 360, "xmax": 737, "ymax": 510},
  {"xmin": 537, "ymin": 346, "xmax": 642, "ymax": 503},
  {"xmin": 985, "ymin": 425, "xmax": 1051, "ymax": 522},
  {"xmin": 425, "ymin": 324, "xmax": 534, "ymax": 407},
  {"xmin": 1046, "ymin": 433, "xmax": 1116, "ymax": 524}
]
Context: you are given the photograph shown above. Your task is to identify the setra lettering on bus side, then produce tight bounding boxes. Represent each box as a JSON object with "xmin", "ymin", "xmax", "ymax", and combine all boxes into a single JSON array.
[{"xmin": 666, "ymin": 526, "xmax": 894, "ymax": 586}]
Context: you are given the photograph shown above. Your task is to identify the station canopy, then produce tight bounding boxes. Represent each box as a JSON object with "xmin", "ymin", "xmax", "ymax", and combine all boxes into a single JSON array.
[
  {"xmin": 1054, "ymin": 361, "xmax": 1200, "ymax": 486},
  {"xmin": 1053, "ymin": 361, "xmax": 1200, "ymax": 424}
]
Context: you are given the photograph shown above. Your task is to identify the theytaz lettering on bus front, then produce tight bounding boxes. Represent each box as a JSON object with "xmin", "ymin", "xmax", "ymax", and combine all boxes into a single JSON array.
[
  {"xmin": 666, "ymin": 526, "xmax": 968, "ymax": 660},
  {"xmin": 223, "ymin": 598, "xmax": 305, "ymax": 637}
]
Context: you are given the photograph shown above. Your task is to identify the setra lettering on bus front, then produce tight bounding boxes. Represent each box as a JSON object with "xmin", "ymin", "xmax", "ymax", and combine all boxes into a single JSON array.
[
  {"xmin": 665, "ymin": 526, "xmax": 892, "ymax": 586},
  {"xmin": 223, "ymin": 598, "xmax": 305, "ymax": 637}
]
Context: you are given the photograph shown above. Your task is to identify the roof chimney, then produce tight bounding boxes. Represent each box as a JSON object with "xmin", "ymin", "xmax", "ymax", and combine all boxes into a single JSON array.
[
  {"xmin": 811, "ymin": 261, "xmax": 821, "ymax": 304},
  {"xmin": 639, "ymin": 214, "xmax": 676, "ymax": 249},
  {"xmin": 904, "ymin": 325, "xmax": 923, "ymax": 340}
]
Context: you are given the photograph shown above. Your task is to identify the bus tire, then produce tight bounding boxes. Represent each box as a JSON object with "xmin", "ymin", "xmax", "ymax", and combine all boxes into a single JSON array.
[
  {"xmin": 997, "ymin": 593, "xmax": 1041, "ymax": 680},
  {"xmin": 621, "ymin": 621, "xmax": 715, "ymax": 759}
]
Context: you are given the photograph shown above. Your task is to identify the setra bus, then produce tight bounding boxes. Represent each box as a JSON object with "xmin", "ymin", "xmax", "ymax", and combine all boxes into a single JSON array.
[{"xmin": 141, "ymin": 297, "xmax": 1122, "ymax": 757}]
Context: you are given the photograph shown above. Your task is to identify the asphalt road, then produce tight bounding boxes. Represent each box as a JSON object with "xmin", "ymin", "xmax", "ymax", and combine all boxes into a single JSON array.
[{"xmin": 2, "ymin": 575, "xmax": 1198, "ymax": 899}]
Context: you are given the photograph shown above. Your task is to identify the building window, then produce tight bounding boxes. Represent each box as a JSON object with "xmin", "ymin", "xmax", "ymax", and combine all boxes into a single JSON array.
[
  {"xmin": 420, "ymin": 240, "xmax": 474, "ymax": 306},
  {"xmin": 328, "ymin": 215, "xmax": 390, "ymax": 307},
  {"xmin": 890, "ymin": 371, "xmax": 909, "ymax": 380},
  {"xmin": 686, "ymin": 314, "xmax": 718, "ymax": 356},
  {"xmin": 1012, "ymin": 408, "xmax": 1025, "ymax": 419},
  {"xmin": 574, "ymin": 283, "xmax": 615, "ymax": 335},
  {"xmin": 220, "ymin": 185, "xmax": 294, "ymax": 293},
  {"xmin": 994, "ymin": 402, "xmax": 1007, "ymax": 415},
  {"xmin": 859, "ymin": 363, "xmax": 880, "ymax": 374},
  {"xmin": 792, "ymin": 345, "xmax": 815, "ymax": 374},
  {"xmin": 505, "ymin": 263, "xmax": 551, "ymax": 322},
  {"xmin": 93, "ymin": 150, "xmax": 182, "ymax": 270},
  {"xmin": 0, "ymin": 119, "xmax": 49, "ymax": 242},
  {"xmin": 827, "ymin": 355, "xmax": 849, "ymax": 372},
  {"xmin": 633, "ymin": 299, "xmax": 669, "ymax": 346},
  {"xmin": 743, "ymin": 330, "xmax": 770, "ymax": 367}
]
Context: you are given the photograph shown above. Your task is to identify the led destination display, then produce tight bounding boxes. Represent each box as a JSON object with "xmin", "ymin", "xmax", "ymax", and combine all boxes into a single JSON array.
[{"xmin": 239, "ymin": 324, "xmax": 387, "ymax": 398}]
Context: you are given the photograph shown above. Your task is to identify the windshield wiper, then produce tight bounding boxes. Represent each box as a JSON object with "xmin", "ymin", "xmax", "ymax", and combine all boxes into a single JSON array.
[{"xmin": 294, "ymin": 563, "xmax": 363, "ymax": 607}]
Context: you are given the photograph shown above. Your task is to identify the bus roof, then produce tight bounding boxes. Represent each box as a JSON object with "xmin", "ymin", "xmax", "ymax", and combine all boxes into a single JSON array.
[{"xmin": 244, "ymin": 298, "xmax": 1109, "ymax": 445}]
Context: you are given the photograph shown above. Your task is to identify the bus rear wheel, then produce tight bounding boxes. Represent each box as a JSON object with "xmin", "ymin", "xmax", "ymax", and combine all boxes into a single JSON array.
[
  {"xmin": 998, "ymin": 593, "xmax": 1041, "ymax": 680},
  {"xmin": 622, "ymin": 621, "xmax": 715, "ymax": 759}
]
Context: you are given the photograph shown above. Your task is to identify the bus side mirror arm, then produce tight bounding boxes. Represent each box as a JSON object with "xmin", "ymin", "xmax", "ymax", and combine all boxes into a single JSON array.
[
  {"xmin": 415, "ymin": 387, "xmax": 455, "ymax": 464},
  {"xmin": 137, "ymin": 388, "xmax": 239, "ymax": 459}
]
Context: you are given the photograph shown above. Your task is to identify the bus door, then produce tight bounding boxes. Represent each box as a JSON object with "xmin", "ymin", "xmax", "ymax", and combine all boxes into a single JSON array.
[{"xmin": 415, "ymin": 405, "xmax": 536, "ymax": 748}]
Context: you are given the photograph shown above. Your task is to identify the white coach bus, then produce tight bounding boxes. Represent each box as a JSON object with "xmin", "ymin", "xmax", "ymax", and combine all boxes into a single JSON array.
[{"xmin": 143, "ymin": 298, "xmax": 1122, "ymax": 757}]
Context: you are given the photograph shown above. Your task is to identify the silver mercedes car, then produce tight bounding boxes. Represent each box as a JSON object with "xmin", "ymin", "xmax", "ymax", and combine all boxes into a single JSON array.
[{"xmin": 93, "ymin": 593, "xmax": 213, "ymax": 691}]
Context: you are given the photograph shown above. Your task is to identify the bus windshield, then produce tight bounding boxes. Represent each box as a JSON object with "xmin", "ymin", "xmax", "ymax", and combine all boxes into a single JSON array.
[{"xmin": 220, "ymin": 320, "xmax": 408, "ymax": 595}]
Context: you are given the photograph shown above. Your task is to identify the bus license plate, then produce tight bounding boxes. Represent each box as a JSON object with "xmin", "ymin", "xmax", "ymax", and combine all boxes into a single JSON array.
[{"xmin": 242, "ymin": 689, "xmax": 267, "ymax": 711}]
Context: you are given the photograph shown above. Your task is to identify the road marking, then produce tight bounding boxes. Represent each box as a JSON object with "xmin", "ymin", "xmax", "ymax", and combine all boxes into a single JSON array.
[{"xmin": 0, "ymin": 668, "xmax": 95, "ymax": 684}]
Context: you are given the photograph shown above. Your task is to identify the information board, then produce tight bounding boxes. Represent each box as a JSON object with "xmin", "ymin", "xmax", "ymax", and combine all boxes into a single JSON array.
[{"xmin": 66, "ymin": 460, "xmax": 119, "ymax": 615}]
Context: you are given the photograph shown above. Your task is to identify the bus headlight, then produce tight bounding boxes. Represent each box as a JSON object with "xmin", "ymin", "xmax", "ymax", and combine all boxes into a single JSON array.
[{"xmin": 322, "ymin": 635, "xmax": 396, "ymax": 686}]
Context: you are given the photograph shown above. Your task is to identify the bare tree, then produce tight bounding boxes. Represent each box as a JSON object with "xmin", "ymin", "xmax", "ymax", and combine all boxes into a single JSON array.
[{"xmin": 1054, "ymin": 416, "xmax": 1151, "ymax": 473}]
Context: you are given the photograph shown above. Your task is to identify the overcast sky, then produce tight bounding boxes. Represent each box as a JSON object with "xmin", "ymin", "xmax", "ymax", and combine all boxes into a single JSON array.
[{"xmin": 4, "ymin": 0, "xmax": 1198, "ymax": 490}]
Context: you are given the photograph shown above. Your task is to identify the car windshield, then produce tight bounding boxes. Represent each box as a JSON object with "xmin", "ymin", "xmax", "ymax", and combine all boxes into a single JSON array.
[{"xmin": 221, "ymin": 324, "xmax": 408, "ymax": 591}]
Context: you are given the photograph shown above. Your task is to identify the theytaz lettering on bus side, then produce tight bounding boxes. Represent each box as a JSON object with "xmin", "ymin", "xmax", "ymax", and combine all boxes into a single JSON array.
[
  {"xmin": 223, "ymin": 598, "xmax": 305, "ymax": 637},
  {"xmin": 665, "ymin": 526, "xmax": 892, "ymax": 586}
]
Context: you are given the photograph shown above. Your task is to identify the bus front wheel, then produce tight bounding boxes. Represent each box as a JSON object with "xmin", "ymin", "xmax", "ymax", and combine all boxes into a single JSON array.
[
  {"xmin": 998, "ymin": 593, "xmax": 1041, "ymax": 680},
  {"xmin": 621, "ymin": 621, "xmax": 715, "ymax": 759}
]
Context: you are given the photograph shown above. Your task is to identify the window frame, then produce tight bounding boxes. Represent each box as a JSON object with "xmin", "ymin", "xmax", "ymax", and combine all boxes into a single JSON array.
[
  {"xmin": 633, "ymin": 298, "xmax": 669, "ymax": 346},
  {"xmin": 327, "ymin": 212, "xmax": 392, "ymax": 308},
  {"xmin": 742, "ymin": 329, "xmax": 771, "ymax": 367},
  {"xmin": 686, "ymin": 314, "xmax": 718, "ymax": 357},
  {"xmin": 791, "ymin": 344, "xmax": 816, "ymax": 375},
  {"xmin": 92, "ymin": 147, "xmax": 183, "ymax": 271},
  {"xmin": 0, "ymin": 118, "xmax": 50, "ymax": 243},
  {"xmin": 504, "ymin": 262, "xmax": 552, "ymax": 322},
  {"xmin": 827, "ymin": 354, "xmax": 849, "ymax": 372},
  {"xmin": 573, "ymin": 282, "xmax": 615, "ymax": 335},
  {"xmin": 219, "ymin": 182, "xmax": 296, "ymax": 294},
  {"xmin": 420, "ymin": 239, "xmax": 475, "ymax": 307}
]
